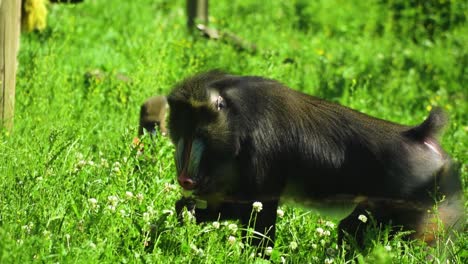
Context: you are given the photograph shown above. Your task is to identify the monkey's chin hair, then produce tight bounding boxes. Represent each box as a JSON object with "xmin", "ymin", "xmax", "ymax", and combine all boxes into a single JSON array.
[
  {"xmin": 188, "ymin": 178, "xmax": 230, "ymax": 198},
  {"xmin": 179, "ymin": 182, "xmax": 224, "ymax": 200}
]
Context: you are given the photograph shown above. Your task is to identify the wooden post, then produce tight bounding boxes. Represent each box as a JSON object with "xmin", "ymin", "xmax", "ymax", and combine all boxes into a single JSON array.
[
  {"xmin": 0, "ymin": 0, "xmax": 21, "ymax": 132},
  {"xmin": 186, "ymin": 0, "xmax": 208, "ymax": 29}
]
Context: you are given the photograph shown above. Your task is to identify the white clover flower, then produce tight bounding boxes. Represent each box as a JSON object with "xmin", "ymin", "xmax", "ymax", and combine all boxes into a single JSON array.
[
  {"xmin": 108, "ymin": 205, "xmax": 116, "ymax": 212},
  {"xmin": 89, "ymin": 241, "xmax": 97, "ymax": 249},
  {"xmin": 281, "ymin": 256, "xmax": 286, "ymax": 263},
  {"xmin": 100, "ymin": 158, "xmax": 109, "ymax": 168},
  {"xmin": 384, "ymin": 245, "xmax": 392, "ymax": 251},
  {"xmin": 108, "ymin": 195, "xmax": 119, "ymax": 205},
  {"xmin": 125, "ymin": 191, "xmax": 134, "ymax": 199},
  {"xmin": 147, "ymin": 206, "xmax": 155, "ymax": 215},
  {"xmin": 88, "ymin": 198, "xmax": 98, "ymax": 209},
  {"xmin": 325, "ymin": 221, "xmax": 335, "ymax": 228},
  {"xmin": 190, "ymin": 244, "xmax": 204, "ymax": 256},
  {"xmin": 42, "ymin": 230, "xmax": 51, "ymax": 238},
  {"xmin": 277, "ymin": 208, "xmax": 284, "ymax": 218},
  {"xmin": 316, "ymin": 227, "xmax": 324, "ymax": 236},
  {"xmin": 358, "ymin": 214, "xmax": 368, "ymax": 223},
  {"xmin": 87, "ymin": 160, "xmax": 95, "ymax": 166},
  {"xmin": 323, "ymin": 230, "xmax": 331, "ymax": 236},
  {"xmin": 190, "ymin": 243, "xmax": 199, "ymax": 252},
  {"xmin": 252, "ymin": 201, "xmax": 263, "ymax": 212},
  {"xmin": 238, "ymin": 242, "xmax": 245, "ymax": 249},
  {"xmin": 228, "ymin": 235, "xmax": 236, "ymax": 245},
  {"xmin": 228, "ymin": 223, "xmax": 238, "ymax": 233},
  {"xmin": 77, "ymin": 159, "xmax": 87, "ymax": 168},
  {"xmin": 164, "ymin": 183, "xmax": 177, "ymax": 192},
  {"xmin": 136, "ymin": 149, "xmax": 143, "ymax": 157},
  {"xmin": 289, "ymin": 241, "xmax": 298, "ymax": 250},
  {"xmin": 212, "ymin": 221, "xmax": 220, "ymax": 229},
  {"xmin": 112, "ymin": 162, "xmax": 121, "ymax": 173},
  {"xmin": 265, "ymin": 246, "xmax": 273, "ymax": 256},
  {"xmin": 162, "ymin": 209, "xmax": 174, "ymax": 216},
  {"xmin": 311, "ymin": 243, "xmax": 318, "ymax": 249},
  {"xmin": 324, "ymin": 258, "xmax": 334, "ymax": 264},
  {"xmin": 182, "ymin": 210, "xmax": 195, "ymax": 221},
  {"xmin": 119, "ymin": 209, "xmax": 127, "ymax": 217},
  {"xmin": 22, "ymin": 222, "xmax": 34, "ymax": 234},
  {"xmin": 136, "ymin": 193, "xmax": 144, "ymax": 202},
  {"xmin": 143, "ymin": 212, "xmax": 150, "ymax": 222}
]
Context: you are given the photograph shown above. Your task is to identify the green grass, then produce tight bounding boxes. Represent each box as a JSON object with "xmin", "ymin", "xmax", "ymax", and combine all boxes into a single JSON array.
[{"xmin": 1, "ymin": 0, "xmax": 467, "ymax": 263}]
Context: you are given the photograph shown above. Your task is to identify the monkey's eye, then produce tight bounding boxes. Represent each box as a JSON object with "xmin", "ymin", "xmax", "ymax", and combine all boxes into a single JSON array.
[{"xmin": 215, "ymin": 96, "xmax": 226, "ymax": 111}]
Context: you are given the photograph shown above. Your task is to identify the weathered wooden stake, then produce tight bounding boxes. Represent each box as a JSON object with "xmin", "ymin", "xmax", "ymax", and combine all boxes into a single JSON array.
[
  {"xmin": 186, "ymin": 0, "xmax": 208, "ymax": 29},
  {"xmin": 0, "ymin": 0, "xmax": 21, "ymax": 132}
]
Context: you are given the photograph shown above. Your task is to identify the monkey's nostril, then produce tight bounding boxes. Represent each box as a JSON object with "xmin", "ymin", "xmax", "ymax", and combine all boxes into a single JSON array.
[{"xmin": 178, "ymin": 176, "xmax": 196, "ymax": 190}]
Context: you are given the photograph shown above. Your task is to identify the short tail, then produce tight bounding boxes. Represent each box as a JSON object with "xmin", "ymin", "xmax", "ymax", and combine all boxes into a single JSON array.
[{"xmin": 403, "ymin": 108, "xmax": 447, "ymax": 140}]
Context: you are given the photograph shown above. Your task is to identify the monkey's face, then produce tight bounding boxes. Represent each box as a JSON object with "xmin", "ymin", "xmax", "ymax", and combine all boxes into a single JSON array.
[{"xmin": 167, "ymin": 77, "xmax": 240, "ymax": 198}]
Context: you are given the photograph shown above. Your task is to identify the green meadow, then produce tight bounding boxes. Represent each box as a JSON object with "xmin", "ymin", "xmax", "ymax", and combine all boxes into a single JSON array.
[{"xmin": 1, "ymin": 0, "xmax": 466, "ymax": 263}]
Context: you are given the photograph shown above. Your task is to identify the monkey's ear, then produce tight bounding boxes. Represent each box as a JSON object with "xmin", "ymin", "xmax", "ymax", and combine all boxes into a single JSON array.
[
  {"xmin": 208, "ymin": 89, "xmax": 227, "ymax": 111},
  {"xmin": 214, "ymin": 95, "xmax": 226, "ymax": 111}
]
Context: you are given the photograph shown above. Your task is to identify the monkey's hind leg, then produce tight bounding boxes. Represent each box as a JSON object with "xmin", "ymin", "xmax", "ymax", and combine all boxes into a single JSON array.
[{"xmin": 338, "ymin": 201, "xmax": 428, "ymax": 250}]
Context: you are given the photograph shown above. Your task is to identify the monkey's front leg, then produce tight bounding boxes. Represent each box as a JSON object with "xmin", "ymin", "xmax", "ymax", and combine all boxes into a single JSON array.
[{"xmin": 175, "ymin": 197, "xmax": 279, "ymax": 248}]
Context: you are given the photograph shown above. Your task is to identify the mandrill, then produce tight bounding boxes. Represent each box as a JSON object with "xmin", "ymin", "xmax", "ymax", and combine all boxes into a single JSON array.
[
  {"xmin": 138, "ymin": 95, "xmax": 169, "ymax": 137},
  {"xmin": 133, "ymin": 95, "xmax": 168, "ymax": 150},
  {"xmin": 168, "ymin": 70, "xmax": 464, "ymax": 249}
]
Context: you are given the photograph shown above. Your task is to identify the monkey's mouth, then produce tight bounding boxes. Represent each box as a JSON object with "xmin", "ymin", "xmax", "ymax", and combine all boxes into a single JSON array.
[{"xmin": 175, "ymin": 137, "xmax": 228, "ymax": 197}]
